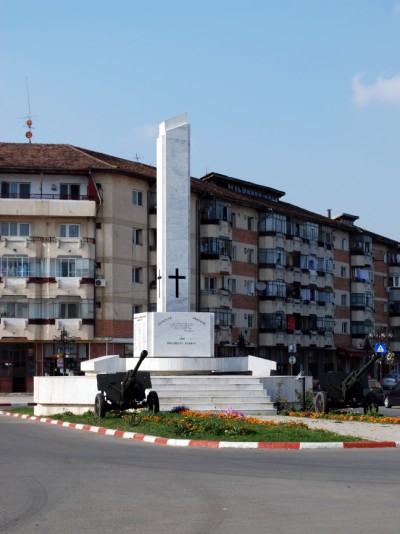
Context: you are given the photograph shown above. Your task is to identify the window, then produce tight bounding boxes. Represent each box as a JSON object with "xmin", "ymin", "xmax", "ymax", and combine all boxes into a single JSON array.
[
  {"xmin": 0, "ymin": 222, "xmax": 30, "ymax": 236},
  {"xmin": 227, "ymin": 278, "xmax": 236, "ymax": 293},
  {"xmin": 341, "ymin": 239, "xmax": 347, "ymax": 251},
  {"xmin": 246, "ymin": 248, "xmax": 254, "ymax": 263},
  {"xmin": 1, "ymin": 182, "xmax": 30, "ymax": 198},
  {"xmin": 132, "ymin": 190, "xmax": 143, "ymax": 206},
  {"xmin": 60, "ymin": 224, "xmax": 80, "ymax": 238},
  {"xmin": 60, "ymin": 184, "xmax": 80, "ymax": 199},
  {"xmin": 247, "ymin": 217, "xmax": 254, "ymax": 231},
  {"xmin": 232, "ymin": 246, "xmax": 236, "ymax": 260},
  {"xmin": 247, "ymin": 314, "xmax": 254, "ymax": 328},
  {"xmin": 60, "ymin": 302, "xmax": 79, "ymax": 318},
  {"xmin": 132, "ymin": 267, "xmax": 142, "ymax": 283},
  {"xmin": 342, "ymin": 322, "xmax": 348, "ymax": 334},
  {"xmin": 231, "ymin": 213, "xmax": 236, "ymax": 227},
  {"xmin": 247, "ymin": 281, "xmax": 255, "ymax": 296},
  {"xmin": 0, "ymin": 301, "xmax": 29, "ymax": 318},
  {"xmin": 259, "ymin": 248, "xmax": 286, "ymax": 266},
  {"xmin": 133, "ymin": 305, "xmax": 142, "ymax": 315},
  {"xmin": 132, "ymin": 228, "xmax": 142, "ymax": 245},
  {"xmin": 388, "ymin": 276, "xmax": 400, "ymax": 288},
  {"xmin": 199, "ymin": 200, "xmax": 232, "ymax": 223},
  {"xmin": 1, "ymin": 257, "xmax": 30, "ymax": 277},
  {"xmin": 204, "ymin": 277, "xmax": 217, "ymax": 291},
  {"xmin": 201, "ymin": 237, "xmax": 232, "ymax": 257},
  {"xmin": 340, "ymin": 266, "xmax": 347, "ymax": 277},
  {"xmin": 259, "ymin": 213, "xmax": 287, "ymax": 233},
  {"xmin": 341, "ymin": 294, "xmax": 347, "ymax": 306}
]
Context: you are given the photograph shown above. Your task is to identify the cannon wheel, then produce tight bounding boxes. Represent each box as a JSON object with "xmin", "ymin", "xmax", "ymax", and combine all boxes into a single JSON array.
[
  {"xmin": 95, "ymin": 393, "xmax": 106, "ymax": 418},
  {"xmin": 314, "ymin": 391, "xmax": 328, "ymax": 414},
  {"xmin": 363, "ymin": 394, "xmax": 379, "ymax": 414},
  {"xmin": 146, "ymin": 391, "xmax": 160, "ymax": 414}
]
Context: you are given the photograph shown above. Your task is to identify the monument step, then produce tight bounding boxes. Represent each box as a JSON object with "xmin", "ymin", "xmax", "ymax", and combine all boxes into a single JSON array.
[
  {"xmin": 157, "ymin": 394, "xmax": 271, "ymax": 403},
  {"xmin": 152, "ymin": 387, "xmax": 267, "ymax": 396},
  {"xmin": 151, "ymin": 376, "xmax": 265, "ymax": 385},
  {"xmin": 146, "ymin": 375, "xmax": 276, "ymax": 415}
]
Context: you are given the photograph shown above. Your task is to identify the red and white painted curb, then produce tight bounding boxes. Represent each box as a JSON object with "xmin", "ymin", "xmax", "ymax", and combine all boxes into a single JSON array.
[{"xmin": 2, "ymin": 410, "xmax": 400, "ymax": 450}]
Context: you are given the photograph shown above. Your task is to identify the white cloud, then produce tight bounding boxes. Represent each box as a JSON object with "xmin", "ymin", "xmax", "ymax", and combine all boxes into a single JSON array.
[{"xmin": 352, "ymin": 73, "xmax": 400, "ymax": 107}]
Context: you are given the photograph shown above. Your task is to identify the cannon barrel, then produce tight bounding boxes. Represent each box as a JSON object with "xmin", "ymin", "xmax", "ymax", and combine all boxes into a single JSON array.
[
  {"xmin": 131, "ymin": 349, "xmax": 148, "ymax": 377},
  {"xmin": 340, "ymin": 351, "xmax": 382, "ymax": 400}
]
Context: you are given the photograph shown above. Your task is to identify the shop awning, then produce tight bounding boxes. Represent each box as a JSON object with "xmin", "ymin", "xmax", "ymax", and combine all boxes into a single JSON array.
[{"xmin": 336, "ymin": 346, "xmax": 365, "ymax": 358}]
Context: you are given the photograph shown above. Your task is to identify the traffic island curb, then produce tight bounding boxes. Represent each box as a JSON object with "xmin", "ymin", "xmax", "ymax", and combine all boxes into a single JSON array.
[{"xmin": 2, "ymin": 410, "xmax": 400, "ymax": 450}]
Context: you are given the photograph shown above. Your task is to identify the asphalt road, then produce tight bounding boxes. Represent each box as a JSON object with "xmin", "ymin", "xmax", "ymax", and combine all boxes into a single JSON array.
[{"xmin": 1, "ymin": 414, "xmax": 400, "ymax": 534}]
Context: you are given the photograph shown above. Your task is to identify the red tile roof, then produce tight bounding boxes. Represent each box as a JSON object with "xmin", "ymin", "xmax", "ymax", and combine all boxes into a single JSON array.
[{"xmin": 0, "ymin": 143, "xmax": 156, "ymax": 179}]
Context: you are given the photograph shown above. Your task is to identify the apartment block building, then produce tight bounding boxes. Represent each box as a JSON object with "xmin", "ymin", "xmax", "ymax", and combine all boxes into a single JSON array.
[{"xmin": 0, "ymin": 142, "xmax": 399, "ymax": 392}]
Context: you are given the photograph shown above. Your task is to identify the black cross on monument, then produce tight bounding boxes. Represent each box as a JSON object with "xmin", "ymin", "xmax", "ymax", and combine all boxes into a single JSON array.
[
  {"xmin": 168, "ymin": 268, "xmax": 186, "ymax": 298},
  {"xmin": 157, "ymin": 270, "xmax": 162, "ymax": 298}
]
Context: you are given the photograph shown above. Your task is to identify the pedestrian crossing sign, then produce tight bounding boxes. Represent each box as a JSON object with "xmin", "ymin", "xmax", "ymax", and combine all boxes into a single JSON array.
[{"xmin": 375, "ymin": 342, "xmax": 387, "ymax": 354}]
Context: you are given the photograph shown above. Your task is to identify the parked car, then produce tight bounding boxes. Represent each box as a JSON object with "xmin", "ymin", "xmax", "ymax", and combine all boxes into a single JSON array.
[
  {"xmin": 382, "ymin": 373, "xmax": 400, "ymax": 390},
  {"xmin": 384, "ymin": 384, "xmax": 400, "ymax": 408}
]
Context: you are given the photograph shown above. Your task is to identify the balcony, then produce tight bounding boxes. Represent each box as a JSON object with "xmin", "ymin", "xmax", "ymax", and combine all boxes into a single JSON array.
[
  {"xmin": 200, "ymin": 289, "xmax": 232, "ymax": 308},
  {"xmin": 201, "ymin": 256, "xmax": 232, "ymax": 275},
  {"xmin": 0, "ymin": 195, "xmax": 96, "ymax": 218}
]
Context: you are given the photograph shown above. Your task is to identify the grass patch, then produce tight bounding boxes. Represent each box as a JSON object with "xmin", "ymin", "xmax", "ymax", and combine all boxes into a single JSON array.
[{"xmin": 3, "ymin": 407, "xmax": 363, "ymax": 443}]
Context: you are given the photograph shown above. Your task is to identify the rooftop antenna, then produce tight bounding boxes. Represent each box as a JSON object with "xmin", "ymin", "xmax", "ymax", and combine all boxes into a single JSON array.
[
  {"xmin": 23, "ymin": 77, "xmax": 34, "ymax": 143},
  {"xmin": 135, "ymin": 153, "xmax": 142, "ymax": 162}
]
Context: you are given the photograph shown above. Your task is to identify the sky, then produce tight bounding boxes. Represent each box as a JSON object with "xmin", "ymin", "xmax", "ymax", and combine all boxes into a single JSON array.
[{"xmin": 1, "ymin": 1, "xmax": 400, "ymax": 240}]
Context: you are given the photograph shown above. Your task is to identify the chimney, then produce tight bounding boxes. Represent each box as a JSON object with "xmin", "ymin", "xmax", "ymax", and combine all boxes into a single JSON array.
[{"xmin": 327, "ymin": 209, "xmax": 332, "ymax": 219}]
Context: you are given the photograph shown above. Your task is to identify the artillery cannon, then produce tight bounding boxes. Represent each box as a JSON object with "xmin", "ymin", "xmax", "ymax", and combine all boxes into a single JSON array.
[
  {"xmin": 94, "ymin": 350, "xmax": 159, "ymax": 417},
  {"xmin": 314, "ymin": 352, "xmax": 382, "ymax": 414}
]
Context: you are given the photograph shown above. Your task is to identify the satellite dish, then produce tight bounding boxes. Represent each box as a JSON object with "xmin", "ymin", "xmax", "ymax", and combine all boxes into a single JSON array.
[{"xmin": 255, "ymin": 281, "xmax": 267, "ymax": 291}]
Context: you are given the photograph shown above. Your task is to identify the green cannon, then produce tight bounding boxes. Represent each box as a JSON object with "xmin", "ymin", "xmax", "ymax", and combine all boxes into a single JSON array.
[{"xmin": 94, "ymin": 350, "xmax": 159, "ymax": 417}]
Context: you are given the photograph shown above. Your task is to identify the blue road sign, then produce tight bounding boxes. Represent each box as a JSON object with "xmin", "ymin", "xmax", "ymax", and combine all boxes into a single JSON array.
[{"xmin": 375, "ymin": 342, "xmax": 387, "ymax": 354}]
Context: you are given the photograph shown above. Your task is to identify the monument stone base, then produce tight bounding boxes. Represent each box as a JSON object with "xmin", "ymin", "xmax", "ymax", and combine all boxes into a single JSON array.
[{"xmin": 133, "ymin": 312, "xmax": 215, "ymax": 359}]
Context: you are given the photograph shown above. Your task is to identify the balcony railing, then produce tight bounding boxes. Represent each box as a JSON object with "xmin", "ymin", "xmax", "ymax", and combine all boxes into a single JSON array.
[{"xmin": 0, "ymin": 193, "xmax": 97, "ymax": 201}]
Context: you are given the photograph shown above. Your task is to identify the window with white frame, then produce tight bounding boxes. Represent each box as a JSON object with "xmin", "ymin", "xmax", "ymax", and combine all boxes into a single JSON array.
[
  {"xmin": 341, "ymin": 321, "xmax": 348, "ymax": 334},
  {"xmin": 132, "ymin": 189, "xmax": 143, "ymax": 206},
  {"xmin": 247, "ymin": 313, "xmax": 254, "ymax": 328},
  {"xmin": 1, "ymin": 182, "xmax": 30, "ymax": 198},
  {"xmin": 341, "ymin": 294, "xmax": 347, "ymax": 306},
  {"xmin": 388, "ymin": 275, "xmax": 400, "ymax": 288},
  {"xmin": 340, "ymin": 266, "xmax": 347, "ymax": 277},
  {"xmin": 247, "ymin": 217, "xmax": 254, "ymax": 231},
  {"xmin": 231, "ymin": 246, "xmax": 236, "ymax": 260},
  {"xmin": 0, "ymin": 222, "xmax": 30, "ymax": 236},
  {"xmin": 246, "ymin": 280, "xmax": 255, "ymax": 296},
  {"xmin": 60, "ymin": 224, "xmax": 80, "ymax": 238},
  {"xmin": 204, "ymin": 277, "xmax": 217, "ymax": 291},
  {"xmin": 227, "ymin": 278, "xmax": 236, "ymax": 293}
]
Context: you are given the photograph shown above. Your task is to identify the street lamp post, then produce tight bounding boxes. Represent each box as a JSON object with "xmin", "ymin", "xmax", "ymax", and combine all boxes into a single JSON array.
[{"xmin": 54, "ymin": 327, "xmax": 75, "ymax": 376}]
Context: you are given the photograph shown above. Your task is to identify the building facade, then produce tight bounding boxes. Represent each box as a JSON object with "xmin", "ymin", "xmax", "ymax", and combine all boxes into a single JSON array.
[{"xmin": 0, "ymin": 143, "xmax": 399, "ymax": 392}]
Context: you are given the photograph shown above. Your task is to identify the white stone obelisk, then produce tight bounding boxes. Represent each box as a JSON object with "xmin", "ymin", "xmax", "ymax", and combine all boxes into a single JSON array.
[
  {"xmin": 133, "ymin": 113, "xmax": 215, "ymax": 363},
  {"xmin": 156, "ymin": 113, "xmax": 190, "ymax": 312}
]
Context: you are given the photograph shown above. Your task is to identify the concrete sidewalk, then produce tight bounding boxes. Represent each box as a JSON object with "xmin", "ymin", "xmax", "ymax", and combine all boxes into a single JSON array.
[
  {"xmin": 258, "ymin": 415, "xmax": 400, "ymax": 443},
  {"xmin": 0, "ymin": 393, "xmax": 35, "ymax": 406}
]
